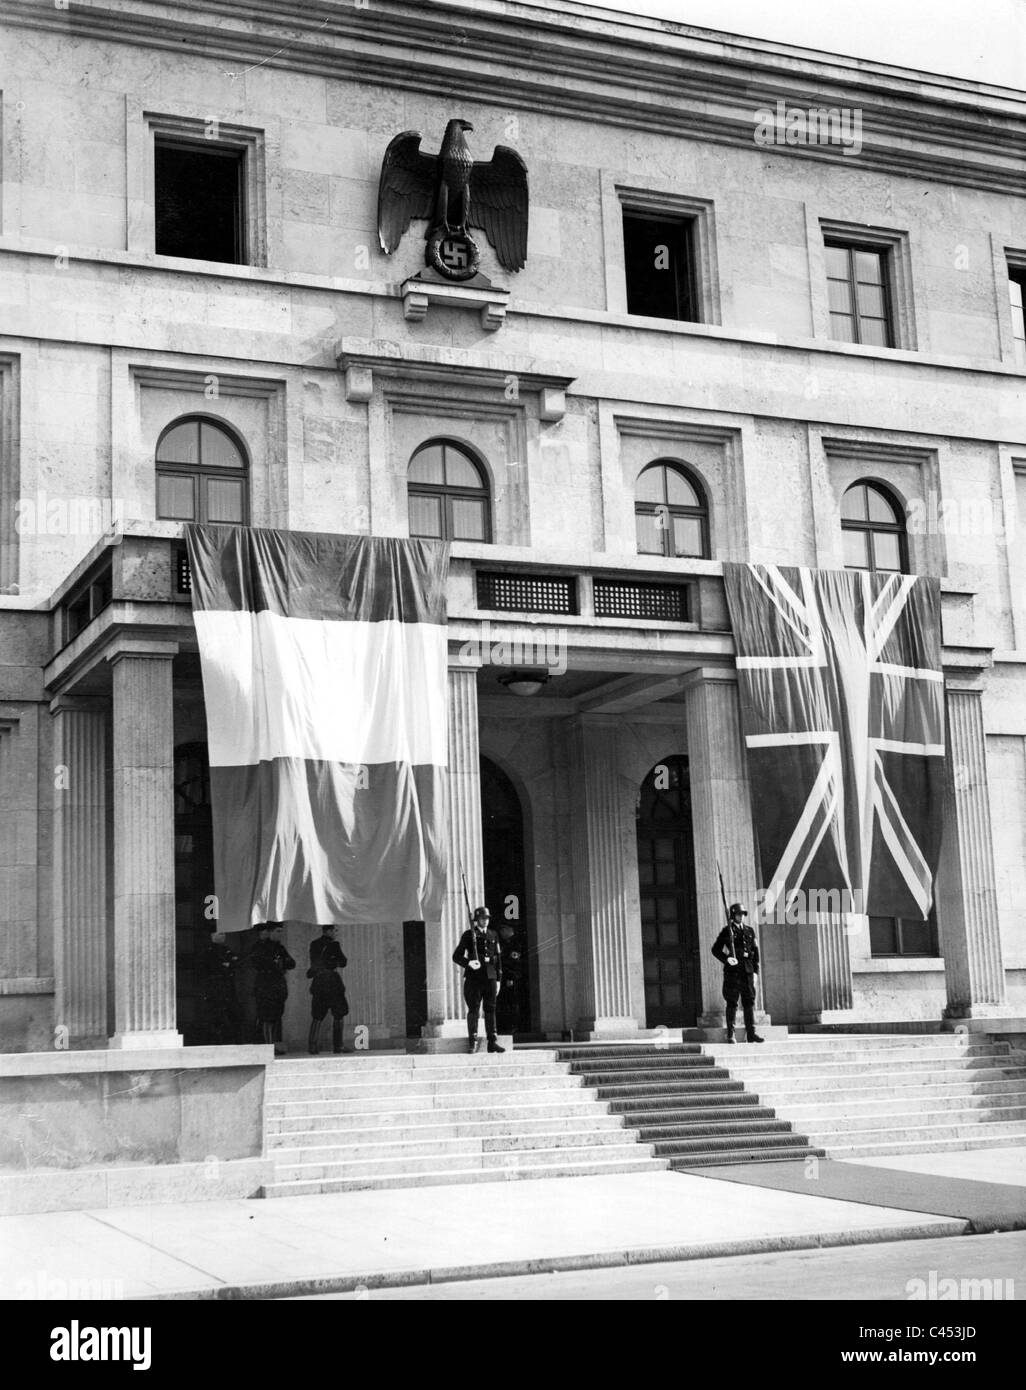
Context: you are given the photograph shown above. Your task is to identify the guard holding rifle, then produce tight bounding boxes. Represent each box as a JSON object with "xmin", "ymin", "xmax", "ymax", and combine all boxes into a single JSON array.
[
  {"xmin": 711, "ymin": 902, "xmax": 764, "ymax": 1044},
  {"xmin": 452, "ymin": 905, "xmax": 505, "ymax": 1054}
]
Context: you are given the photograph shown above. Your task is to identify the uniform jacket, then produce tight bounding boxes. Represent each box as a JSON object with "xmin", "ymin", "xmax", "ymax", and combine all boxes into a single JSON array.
[
  {"xmin": 711, "ymin": 921, "xmax": 759, "ymax": 976},
  {"xmin": 452, "ymin": 927, "xmax": 502, "ymax": 982},
  {"xmin": 308, "ymin": 936, "xmax": 347, "ymax": 977},
  {"xmin": 249, "ymin": 939, "xmax": 296, "ymax": 996}
]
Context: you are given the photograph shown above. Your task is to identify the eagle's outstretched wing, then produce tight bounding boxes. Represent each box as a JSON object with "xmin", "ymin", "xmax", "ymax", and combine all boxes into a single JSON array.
[
  {"xmin": 469, "ymin": 145, "xmax": 529, "ymax": 271},
  {"xmin": 377, "ymin": 131, "xmax": 437, "ymax": 255}
]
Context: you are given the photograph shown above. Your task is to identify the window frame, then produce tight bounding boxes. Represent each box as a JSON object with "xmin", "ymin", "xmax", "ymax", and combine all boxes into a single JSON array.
[
  {"xmin": 407, "ymin": 439, "xmax": 492, "ymax": 544},
  {"xmin": 154, "ymin": 135, "xmax": 248, "ymax": 265},
  {"xmin": 621, "ymin": 209, "xmax": 699, "ymax": 323},
  {"xmin": 869, "ymin": 910, "xmax": 940, "ymax": 958},
  {"xmin": 634, "ymin": 460, "xmax": 710, "ymax": 560},
  {"xmin": 1008, "ymin": 264, "xmax": 1026, "ymax": 368},
  {"xmin": 817, "ymin": 219, "xmax": 915, "ymax": 351},
  {"xmin": 840, "ymin": 479, "xmax": 909, "ymax": 575},
  {"xmin": 824, "ymin": 240, "xmax": 895, "ymax": 348},
  {"xmin": 155, "ymin": 415, "xmax": 250, "ymax": 527}
]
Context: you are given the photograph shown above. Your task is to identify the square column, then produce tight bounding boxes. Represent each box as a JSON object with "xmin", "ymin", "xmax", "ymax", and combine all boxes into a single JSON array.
[
  {"xmin": 422, "ymin": 663, "xmax": 484, "ymax": 1040},
  {"xmin": 569, "ymin": 717, "xmax": 643, "ymax": 1037},
  {"xmin": 683, "ymin": 671, "xmax": 775, "ymax": 1028},
  {"xmin": 107, "ymin": 642, "xmax": 181, "ymax": 1049},
  {"xmin": 51, "ymin": 696, "xmax": 109, "ymax": 1048},
  {"xmin": 937, "ymin": 677, "xmax": 1011, "ymax": 1019}
]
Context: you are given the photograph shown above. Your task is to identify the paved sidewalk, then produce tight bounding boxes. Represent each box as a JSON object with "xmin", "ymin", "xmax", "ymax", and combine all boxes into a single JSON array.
[{"xmin": 0, "ymin": 1164, "xmax": 975, "ymax": 1300}]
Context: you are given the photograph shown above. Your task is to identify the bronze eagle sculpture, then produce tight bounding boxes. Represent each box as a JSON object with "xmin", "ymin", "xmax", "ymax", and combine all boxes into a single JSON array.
[{"xmin": 377, "ymin": 118, "xmax": 529, "ymax": 272}]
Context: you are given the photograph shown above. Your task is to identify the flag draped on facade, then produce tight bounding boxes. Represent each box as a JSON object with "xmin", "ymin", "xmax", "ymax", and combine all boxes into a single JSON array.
[
  {"xmin": 185, "ymin": 524, "xmax": 450, "ymax": 932},
  {"xmin": 723, "ymin": 564, "xmax": 945, "ymax": 921}
]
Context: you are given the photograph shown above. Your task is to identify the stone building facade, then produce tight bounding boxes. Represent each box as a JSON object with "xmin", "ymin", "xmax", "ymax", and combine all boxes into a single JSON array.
[{"xmin": 0, "ymin": 0, "xmax": 1024, "ymax": 1055}]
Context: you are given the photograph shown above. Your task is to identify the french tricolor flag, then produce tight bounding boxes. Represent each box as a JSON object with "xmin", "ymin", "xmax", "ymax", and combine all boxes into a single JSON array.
[{"xmin": 185, "ymin": 524, "xmax": 450, "ymax": 932}]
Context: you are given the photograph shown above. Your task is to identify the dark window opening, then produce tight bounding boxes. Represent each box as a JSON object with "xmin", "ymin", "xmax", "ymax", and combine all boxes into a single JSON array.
[
  {"xmin": 156, "ymin": 416, "xmax": 249, "ymax": 525},
  {"xmin": 62, "ymin": 563, "xmax": 113, "ymax": 646},
  {"xmin": 155, "ymin": 139, "xmax": 246, "ymax": 264},
  {"xmin": 408, "ymin": 440, "xmax": 490, "ymax": 543},
  {"xmin": 841, "ymin": 480, "xmax": 908, "ymax": 574},
  {"xmin": 623, "ymin": 211, "xmax": 698, "ymax": 322},
  {"xmin": 825, "ymin": 241, "xmax": 894, "ymax": 347},
  {"xmin": 869, "ymin": 909, "xmax": 939, "ymax": 957}
]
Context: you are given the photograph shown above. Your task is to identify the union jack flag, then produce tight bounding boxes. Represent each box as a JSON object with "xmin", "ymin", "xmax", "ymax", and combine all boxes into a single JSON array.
[{"xmin": 723, "ymin": 564, "xmax": 946, "ymax": 921}]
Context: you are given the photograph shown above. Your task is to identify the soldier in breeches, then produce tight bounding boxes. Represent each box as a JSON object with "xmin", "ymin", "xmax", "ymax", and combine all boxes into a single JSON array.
[
  {"xmin": 711, "ymin": 902, "xmax": 764, "ymax": 1044},
  {"xmin": 307, "ymin": 923, "xmax": 349, "ymax": 1055},
  {"xmin": 249, "ymin": 922, "xmax": 296, "ymax": 1055},
  {"xmin": 452, "ymin": 907, "xmax": 505, "ymax": 1054}
]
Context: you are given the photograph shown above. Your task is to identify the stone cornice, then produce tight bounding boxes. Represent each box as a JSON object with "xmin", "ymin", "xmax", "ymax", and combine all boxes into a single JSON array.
[{"xmin": 3, "ymin": 0, "xmax": 1025, "ymax": 196}]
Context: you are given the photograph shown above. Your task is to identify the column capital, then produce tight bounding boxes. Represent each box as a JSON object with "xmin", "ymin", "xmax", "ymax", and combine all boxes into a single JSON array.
[
  {"xmin": 679, "ymin": 665, "xmax": 739, "ymax": 692},
  {"xmin": 105, "ymin": 638, "xmax": 179, "ymax": 668},
  {"xmin": 49, "ymin": 694, "xmax": 108, "ymax": 717}
]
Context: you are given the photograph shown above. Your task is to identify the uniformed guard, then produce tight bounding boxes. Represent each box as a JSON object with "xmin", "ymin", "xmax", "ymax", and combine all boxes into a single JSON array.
[
  {"xmin": 452, "ymin": 906, "xmax": 505, "ymax": 1054},
  {"xmin": 249, "ymin": 922, "xmax": 296, "ymax": 1055},
  {"xmin": 306, "ymin": 923, "xmax": 349, "ymax": 1055},
  {"xmin": 711, "ymin": 902, "xmax": 764, "ymax": 1044},
  {"xmin": 199, "ymin": 929, "xmax": 242, "ymax": 1045}
]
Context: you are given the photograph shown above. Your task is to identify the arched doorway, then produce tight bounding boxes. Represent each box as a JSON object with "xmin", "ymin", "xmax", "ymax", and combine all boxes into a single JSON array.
[
  {"xmin": 636, "ymin": 755, "xmax": 701, "ymax": 1027},
  {"xmin": 480, "ymin": 756, "xmax": 533, "ymax": 1036}
]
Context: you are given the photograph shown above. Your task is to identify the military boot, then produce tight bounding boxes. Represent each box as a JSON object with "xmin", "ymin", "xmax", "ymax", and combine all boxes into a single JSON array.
[{"xmin": 307, "ymin": 1021, "xmax": 321, "ymax": 1055}]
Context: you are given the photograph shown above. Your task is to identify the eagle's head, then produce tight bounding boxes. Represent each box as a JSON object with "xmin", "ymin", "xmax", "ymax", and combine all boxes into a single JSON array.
[{"xmin": 442, "ymin": 117, "xmax": 474, "ymax": 150}]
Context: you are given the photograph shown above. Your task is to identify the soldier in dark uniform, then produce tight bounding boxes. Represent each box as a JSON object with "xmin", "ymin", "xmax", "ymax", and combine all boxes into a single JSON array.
[
  {"xmin": 249, "ymin": 922, "xmax": 295, "ymax": 1055},
  {"xmin": 199, "ymin": 929, "xmax": 242, "ymax": 1045},
  {"xmin": 307, "ymin": 923, "xmax": 349, "ymax": 1055},
  {"xmin": 452, "ymin": 906, "xmax": 505, "ymax": 1054},
  {"xmin": 711, "ymin": 902, "xmax": 764, "ymax": 1044}
]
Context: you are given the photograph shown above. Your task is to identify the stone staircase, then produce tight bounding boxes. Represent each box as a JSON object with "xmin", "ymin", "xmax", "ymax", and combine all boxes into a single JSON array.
[
  {"xmin": 699, "ymin": 1034, "xmax": 1026, "ymax": 1158},
  {"xmin": 260, "ymin": 1051, "xmax": 668, "ymax": 1196},
  {"xmin": 553, "ymin": 1043, "xmax": 824, "ymax": 1167}
]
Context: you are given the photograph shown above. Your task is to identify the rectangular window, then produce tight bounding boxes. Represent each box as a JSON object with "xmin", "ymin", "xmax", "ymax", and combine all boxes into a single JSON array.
[
  {"xmin": 622, "ymin": 211, "xmax": 697, "ymax": 321},
  {"xmin": 1009, "ymin": 268, "xmax": 1026, "ymax": 367},
  {"xmin": 869, "ymin": 911, "xmax": 939, "ymax": 957},
  {"xmin": 825, "ymin": 242, "xmax": 894, "ymax": 346},
  {"xmin": 155, "ymin": 138, "xmax": 246, "ymax": 264}
]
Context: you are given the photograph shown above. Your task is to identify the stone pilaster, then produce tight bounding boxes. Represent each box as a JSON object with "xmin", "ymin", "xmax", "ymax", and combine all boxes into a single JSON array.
[
  {"xmin": 797, "ymin": 915, "xmax": 854, "ymax": 1021},
  {"xmin": 569, "ymin": 717, "xmax": 641, "ymax": 1036},
  {"xmin": 51, "ymin": 696, "xmax": 109, "ymax": 1048},
  {"xmin": 937, "ymin": 678, "xmax": 1010, "ymax": 1018},
  {"xmin": 107, "ymin": 642, "xmax": 181, "ymax": 1049},
  {"xmin": 683, "ymin": 671, "xmax": 768, "ymax": 1026},
  {"xmin": 423, "ymin": 663, "xmax": 484, "ymax": 1038}
]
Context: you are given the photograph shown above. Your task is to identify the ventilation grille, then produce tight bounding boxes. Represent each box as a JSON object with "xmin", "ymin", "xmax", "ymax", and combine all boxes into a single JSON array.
[
  {"xmin": 476, "ymin": 570, "xmax": 577, "ymax": 615},
  {"xmin": 593, "ymin": 577, "xmax": 689, "ymax": 622}
]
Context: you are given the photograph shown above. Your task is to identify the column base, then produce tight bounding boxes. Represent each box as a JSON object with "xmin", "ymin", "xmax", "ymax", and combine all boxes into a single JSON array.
[
  {"xmin": 420, "ymin": 1019, "xmax": 471, "ymax": 1040},
  {"xmin": 109, "ymin": 1030, "xmax": 183, "ymax": 1050},
  {"xmin": 572, "ymin": 1017, "xmax": 644, "ymax": 1040},
  {"xmin": 942, "ymin": 1003, "xmax": 1016, "ymax": 1022}
]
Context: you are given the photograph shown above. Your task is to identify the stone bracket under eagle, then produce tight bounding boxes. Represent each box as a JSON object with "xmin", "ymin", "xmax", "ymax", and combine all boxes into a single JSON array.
[{"xmin": 377, "ymin": 118, "xmax": 529, "ymax": 281}]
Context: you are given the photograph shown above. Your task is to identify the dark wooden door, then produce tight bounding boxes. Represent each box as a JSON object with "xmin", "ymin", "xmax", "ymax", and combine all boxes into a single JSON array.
[
  {"xmin": 480, "ymin": 756, "xmax": 533, "ymax": 1035},
  {"xmin": 636, "ymin": 755, "xmax": 701, "ymax": 1027}
]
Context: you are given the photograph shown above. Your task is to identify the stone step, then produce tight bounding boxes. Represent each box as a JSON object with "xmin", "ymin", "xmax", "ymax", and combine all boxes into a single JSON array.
[
  {"xmin": 273, "ymin": 1051, "xmax": 561, "ymax": 1070},
  {"xmin": 269, "ymin": 1127, "xmax": 640, "ymax": 1166},
  {"xmin": 605, "ymin": 1091, "xmax": 753, "ymax": 1115},
  {"xmin": 270, "ymin": 1140, "xmax": 655, "ymax": 1183},
  {"xmin": 789, "ymin": 1104, "xmax": 1026, "ymax": 1134},
  {"xmin": 824, "ymin": 1132, "xmax": 1026, "ymax": 1158},
  {"xmin": 807, "ymin": 1117, "xmax": 1026, "ymax": 1147},
  {"xmin": 265, "ymin": 1073, "xmax": 584, "ymax": 1102},
  {"xmin": 697, "ymin": 1045, "xmax": 1006, "ymax": 1068},
  {"xmin": 651, "ymin": 1131, "xmax": 814, "ymax": 1158},
  {"xmin": 267, "ymin": 1096, "xmax": 617, "ymax": 1125},
  {"xmin": 745, "ymin": 1067, "xmax": 1023, "ymax": 1100},
  {"xmin": 267, "ymin": 1060, "xmax": 570, "ymax": 1086},
  {"xmin": 265, "ymin": 1088, "xmax": 608, "ymax": 1117},
  {"xmin": 261, "ymin": 1154, "xmax": 669, "ymax": 1196},
  {"xmin": 638, "ymin": 1118, "xmax": 797, "ymax": 1143},
  {"xmin": 266, "ymin": 1111, "xmax": 629, "ymax": 1142},
  {"xmin": 680, "ymin": 1056, "xmax": 1026, "ymax": 1081},
  {"xmin": 667, "ymin": 1145, "xmax": 827, "ymax": 1169}
]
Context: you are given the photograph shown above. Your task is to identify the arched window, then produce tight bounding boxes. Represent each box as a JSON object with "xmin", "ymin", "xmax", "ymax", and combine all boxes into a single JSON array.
[
  {"xmin": 635, "ymin": 461, "xmax": 709, "ymax": 558},
  {"xmin": 156, "ymin": 417, "xmax": 249, "ymax": 525},
  {"xmin": 841, "ymin": 481, "xmax": 907, "ymax": 573},
  {"xmin": 408, "ymin": 440, "xmax": 490, "ymax": 542}
]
